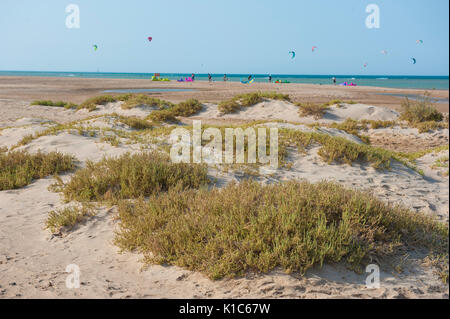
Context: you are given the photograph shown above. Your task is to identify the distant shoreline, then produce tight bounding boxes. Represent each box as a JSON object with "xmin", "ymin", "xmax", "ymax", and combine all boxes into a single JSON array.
[
  {"xmin": 0, "ymin": 71, "xmax": 448, "ymax": 90},
  {"xmin": 1, "ymin": 75, "xmax": 448, "ymax": 114}
]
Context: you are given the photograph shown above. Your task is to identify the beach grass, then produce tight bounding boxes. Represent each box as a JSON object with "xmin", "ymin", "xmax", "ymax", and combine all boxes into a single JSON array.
[
  {"xmin": 218, "ymin": 91, "xmax": 290, "ymax": 114},
  {"xmin": 399, "ymin": 95, "xmax": 444, "ymax": 124},
  {"xmin": 115, "ymin": 179, "xmax": 448, "ymax": 280},
  {"xmin": 60, "ymin": 151, "xmax": 209, "ymax": 203},
  {"xmin": 297, "ymin": 102, "xmax": 329, "ymax": 119},
  {"xmin": 121, "ymin": 94, "xmax": 174, "ymax": 110},
  {"xmin": 279, "ymin": 128, "xmax": 394, "ymax": 167},
  {"xmin": 0, "ymin": 150, "xmax": 75, "ymax": 190},
  {"xmin": 147, "ymin": 99, "xmax": 202, "ymax": 123},
  {"xmin": 118, "ymin": 116, "xmax": 153, "ymax": 130},
  {"xmin": 45, "ymin": 204, "xmax": 96, "ymax": 233},
  {"xmin": 31, "ymin": 100, "xmax": 78, "ymax": 109},
  {"xmin": 78, "ymin": 95, "xmax": 118, "ymax": 111},
  {"xmin": 147, "ymin": 109, "xmax": 179, "ymax": 123}
]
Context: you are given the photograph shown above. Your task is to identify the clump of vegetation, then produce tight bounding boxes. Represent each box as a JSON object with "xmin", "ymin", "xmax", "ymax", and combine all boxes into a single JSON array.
[
  {"xmin": 322, "ymin": 99, "xmax": 344, "ymax": 107},
  {"xmin": 414, "ymin": 121, "xmax": 449, "ymax": 133},
  {"xmin": 147, "ymin": 109, "xmax": 179, "ymax": 123},
  {"xmin": 396, "ymin": 145, "xmax": 449, "ymax": 162},
  {"xmin": 147, "ymin": 99, "xmax": 202, "ymax": 123},
  {"xmin": 121, "ymin": 94, "xmax": 174, "ymax": 110},
  {"xmin": 118, "ymin": 116, "xmax": 153, "ymax": 130},
  {"xmin": 45, "ymin": 204, "xmax": 95, "ymax": 233},
  {"xmin": 100, "ymin": 134, "xmax": 120, "ymax": 146},
  {"xmin": 115, "ymin": 180, "xmax": 448, "ymax": 280},
  {"xmin": 297, "ymin": 102, "xmax": 329, "ymax": 119},
  {"xmin": 60, "ymin": 152, "xmax": 209, "ymax": 203},
  {"xmin": 218, "ymin": 99, "xmax": 241, "ymax": 113},
  {"xmin": 322, "ymin": 99, "xmax": 357, "ymax": 107},
  {"xmin": 170, "ymin": 99, "xmax": 203, "ymax": 116},
  {"xmin": 218, "ymin": 92, "xmax": 291, "ymax": 114},
  {"xmin": 31, "ymin": 100, "xmax": 78, "ymax": 109},
  {"xmin": 330, "ymin": 118, "xmax": 360, "ymax": 136},
  {"xmin": 328, "ymin": 119, "xmax": 371, "ymax": 144},
  {"xmin": 78, "ymin": 95, "xmax": 117, "ymax": 111},
  {"xmin": 432, "ymin": 155, "xmax": 449, "ymax": 176},
  {"xmin": 280, "ymin": 129, "xmax": 390, "ymax": 168},
  {"xmin": 0, "ymin": 150, "xmax": 75, "ymax": 190},
  {"xmin": 360, "ymin": 119, "xmax": 396, "ymax": 130},
  {"xmin": 399, "ymin": 95, "xmax": 444, "ymax": 124},
  {"xmin": 16, "ymin": 134, "xmax": 36, "ymax": 147}
]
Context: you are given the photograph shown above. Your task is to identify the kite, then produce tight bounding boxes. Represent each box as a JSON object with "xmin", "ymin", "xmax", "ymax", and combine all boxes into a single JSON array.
[
  {"xmin": 289, "ymin": 51, "xmax": 296, "ymax": 59},
  {"xmin": 416, "ymin": 40, "xmax": 423, "ymax": 44},
  {"xmin": 93, "ymin": 44, "xmax": 98, "ymax": 51},
  {"xmin": 411, "ymin": 58, "xmax": 417, "ymax": 64},
  {"xmin": 312, "ymin": 46, "xmax": 318, "ymax": 52},
  {"xmin": 363, "ymin": 62, "xmax": 368, "ymax": 68},
  {"xmin": 148, "ymin": 37, "xmax": 152, "ymax": 42},
  {"xmin": 381, "ymin": 50, "xmax": 387, "ymax": 55}
]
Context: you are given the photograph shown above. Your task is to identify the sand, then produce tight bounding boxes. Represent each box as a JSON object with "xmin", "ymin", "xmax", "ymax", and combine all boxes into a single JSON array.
[{"xmin": 0, "ymin": 83, "xmax": 448, "ymax": 299}]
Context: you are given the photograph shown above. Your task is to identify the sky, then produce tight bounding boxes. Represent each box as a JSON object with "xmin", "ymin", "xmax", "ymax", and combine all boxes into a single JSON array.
[{"xmin": 0, "ymin": 0, "xmax": 448, "ymax": 75}]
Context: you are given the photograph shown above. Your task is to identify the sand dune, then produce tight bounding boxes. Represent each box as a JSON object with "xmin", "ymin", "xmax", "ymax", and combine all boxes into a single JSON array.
[
  {"xmin": 0, "ymin": 98, "xmax": 448, "ymax": 299},
  {"xmin": 192, "ymin": 101, "xmax": 399, "ymax": 124}
]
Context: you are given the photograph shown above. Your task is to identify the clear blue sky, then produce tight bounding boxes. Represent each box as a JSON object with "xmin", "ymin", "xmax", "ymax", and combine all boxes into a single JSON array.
[{"xmin": 0, "ymin": 0, "xmax": 448, "ymax": 75}]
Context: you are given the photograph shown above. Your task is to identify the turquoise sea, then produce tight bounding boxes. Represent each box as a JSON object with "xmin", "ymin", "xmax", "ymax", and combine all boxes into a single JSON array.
[{"xmin": 0, "ymin": 71, "xmax": 448, "ymax": 91}]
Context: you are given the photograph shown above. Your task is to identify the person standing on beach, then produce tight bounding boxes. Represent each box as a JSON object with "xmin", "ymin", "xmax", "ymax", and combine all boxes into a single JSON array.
[
  {"xmin": 191, "ymin": 73, "xmax": 195, "ymax": 81},
  {"xmin": 208, "ymin": 73, "xmax": 212, "ymax": 82},
  {"xmin": 223, "ymin": 74, "xmax": 228, "ymax": 82},
  {"xmin": 332, "ymin": 77, "xmax": 336, "ymax": 85},
  {"xmin": 268, "ymin": 74, "xmax": 272, "ymax": 83},
  {"xmin": 248, "ymin": 75, "xmax": 252, "ymax": 82}
]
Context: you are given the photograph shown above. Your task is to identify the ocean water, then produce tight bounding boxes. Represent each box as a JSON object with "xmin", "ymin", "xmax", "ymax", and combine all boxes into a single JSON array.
[{"xmin": 1, "ymin": 71, "xmax": 448, "ymax": 90}]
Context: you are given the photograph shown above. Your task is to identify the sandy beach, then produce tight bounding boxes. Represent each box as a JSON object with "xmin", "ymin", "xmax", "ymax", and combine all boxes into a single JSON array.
[{"xmin": 0, "ymin": 76, "xmax": 448, "ymax": 299}]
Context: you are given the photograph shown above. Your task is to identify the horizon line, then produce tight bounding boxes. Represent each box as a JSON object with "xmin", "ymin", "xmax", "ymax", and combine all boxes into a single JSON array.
[{"xmin": 0, "ymin": 70, "xmax": 449, "ymax": 78}]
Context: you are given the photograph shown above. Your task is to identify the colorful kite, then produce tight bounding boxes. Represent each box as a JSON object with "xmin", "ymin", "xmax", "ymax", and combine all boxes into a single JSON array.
[
  {"xmin": 93, "ymin": 44, "xmax": 98, "ymax": 51},
  {"xmin": 289, "ymin": 51, "xmax": 296, "ymax": 59},
  {"xmin": 148, "ymin": 37, "xmax": 152, "ymax": 42},
  {"xmin": 312, "ymin": 46, "xmax": 318, "ymax": 52},
  {"xmin": 416, "ymin": 40, "xmax": 423, "ymax": 44},
  {"xmin": 411, "ymin": 58, "xmax": 417, "ymax": 64}
]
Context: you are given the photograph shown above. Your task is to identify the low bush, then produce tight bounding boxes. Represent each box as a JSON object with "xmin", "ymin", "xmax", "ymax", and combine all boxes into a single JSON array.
[
  {"xmin": 115, "ymin": 180, "xmax": 448, "ymax": 279},
  {"xmin": 0, "ymin": 150, "xmax": 75, "ymax": 190},
  {"xmin": 60, "ymin": 152, "xmax": 209, "ymax": 202}
]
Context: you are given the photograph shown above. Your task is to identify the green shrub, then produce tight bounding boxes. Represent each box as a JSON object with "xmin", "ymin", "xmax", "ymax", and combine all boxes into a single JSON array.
[
  {"xmin": 280, "ymin": 129, "xmax": 392, "ymax": 168},
  {"xmin": 0, "ymin": 150, "xmax": 75, "ymax": 190},
  {"xmin": 78, "ymin": 95, "xmax": 117, "ymax": 111},
  {"xmin": 121, "ymin": 94, "xmax": 174, "ymax": 110},
  {"xmin": 45, "ymin": 205, "xmax": 95, "ymax": 233},
  {"xmin": 118, "ymin": 116, "xmax": 153, "ymax": 130},
  {"xmin": 297, "ymin": 103, "xmax": 329, "ymax": 119},
  {"xmin": 31, "ymin": 100, "xmax": 78, "ymax": 109},
  {"xmin": 414, "ymin": 121, "xmax": 448, "ymax": 133},
  {"xmin": 61, "ymin": 152, "xmax": 209, "ymax": 202},
  {"xmin": 115, "ymin": 180, "xmax": 448, "ymax": 279},
  {"xmin": 399, "ymin": 95, "xmax": 444, "ymax": 123},
  {"xmin": 218, "ymin": 92, "xmax": 291, "ymax": 114},
  {"xmin": 330, "ymin": 118, "xmax": 360, "ymax": 136},
  {"xmin": 218, "ymin": 99, "xmax": 241, "ymax": 113},
  {"xmin": 146, "ymin": 99, "xmax": 202, "ymax": 122},
  {"xmin": 322, "ymin": 99, "xmax": 343, "ymax": 107},
  {"xmin": 147, "ymin": 109, "xmax": 179, "ymax": 123},
  {"xmin": 171, "ymin": 99, "xmax": 203, "ymax": 117}
]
